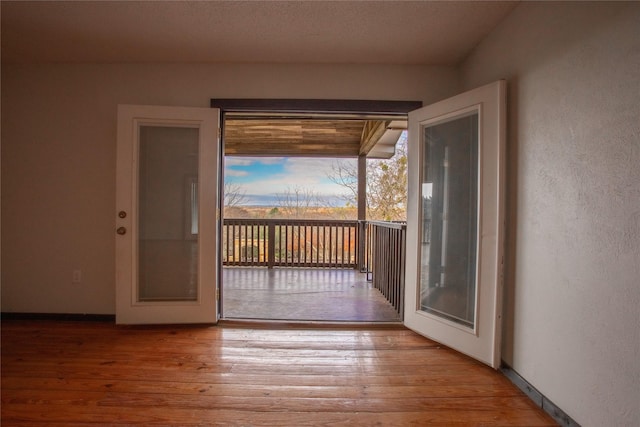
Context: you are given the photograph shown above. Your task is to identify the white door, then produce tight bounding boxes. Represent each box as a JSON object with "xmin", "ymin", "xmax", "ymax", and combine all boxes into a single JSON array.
[
  {"xmin": 115, "ymin": 105, "xmax": 220, "ymax": 324},
  {"xmin": 405, "ymin": 81, "xmax": 506, "ymax": 368}
]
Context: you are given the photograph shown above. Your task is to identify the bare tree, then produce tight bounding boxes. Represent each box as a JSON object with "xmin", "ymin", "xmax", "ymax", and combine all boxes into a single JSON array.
[
  {"xmin": 224, "ymin": 181, "xmax": 248, "ymax": 207},
  {"xmin": 223, "ymin": 181, "xmax": 251, "ymax": 218},
  {"xmin": 275, "ymin": 186, "xmax": 320, "ymax": 218},
  {"xmin": 327, "ymin": 160, "xmax": 358, "ymax": 207},
  {"xmin": 327, "ymin": 134, "xmax": 407, "ymax": 221}
]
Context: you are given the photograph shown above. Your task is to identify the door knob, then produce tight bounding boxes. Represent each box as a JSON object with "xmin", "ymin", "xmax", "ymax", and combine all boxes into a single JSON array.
[{"xmin": 116, "ymin": 227, "xmax": 127, "ymax": 235}]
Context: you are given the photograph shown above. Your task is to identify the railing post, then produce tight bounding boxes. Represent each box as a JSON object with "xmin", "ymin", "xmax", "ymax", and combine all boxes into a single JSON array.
[
  {"xmin": 357, "ymin": 220, "xmax": 366, "ymax": 272},
  {"xmin": 267, "ymin": 221, "xmax": 276, "ymax": 269}
]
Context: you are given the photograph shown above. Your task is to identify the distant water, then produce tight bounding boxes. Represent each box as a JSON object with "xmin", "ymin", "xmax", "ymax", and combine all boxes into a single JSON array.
[{"xmin": 242, "ymin": 194, "xmax": 349, "ymax": 207}]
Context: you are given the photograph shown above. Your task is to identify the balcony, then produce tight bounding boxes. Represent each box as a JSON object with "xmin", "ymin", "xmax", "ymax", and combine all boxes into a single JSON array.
[{"xmin": 221, "ymin": 218, "xmax": 407, "ymax": 322}]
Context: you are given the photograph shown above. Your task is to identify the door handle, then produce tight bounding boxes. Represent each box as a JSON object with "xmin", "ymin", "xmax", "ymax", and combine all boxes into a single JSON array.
[{"xmin": 116, "ymin": 227, "xmax": 127, "ymax": 235}]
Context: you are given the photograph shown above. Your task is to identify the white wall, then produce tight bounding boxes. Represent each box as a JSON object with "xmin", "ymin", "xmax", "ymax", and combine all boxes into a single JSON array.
[
  {"xmin": 461, "ymin": 3, "xmax": 640, "ymax": 426},
  {"xmin": 1, "ymin": 63, "xmax": 459, "ymax": 314}
]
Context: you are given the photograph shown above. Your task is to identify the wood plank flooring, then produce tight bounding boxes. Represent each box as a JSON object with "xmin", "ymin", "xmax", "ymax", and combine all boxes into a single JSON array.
[{"xmin": 1, "ymin": 320, "xmax": 557, "ymax": 426}]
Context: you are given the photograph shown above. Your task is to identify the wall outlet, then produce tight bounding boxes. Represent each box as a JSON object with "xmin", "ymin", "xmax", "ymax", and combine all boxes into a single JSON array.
[{"xmin": 72, "ymin": 270, "xmax": 82, "ymax": 284}]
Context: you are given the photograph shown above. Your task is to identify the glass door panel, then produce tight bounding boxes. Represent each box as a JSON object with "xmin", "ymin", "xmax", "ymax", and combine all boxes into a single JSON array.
[
  {"xmin": 138, "ymin": 126, "xmax": 199, "ymax": 302},
  {"xmin": 420, "ymin": 113, "xmax": 478, "ymax": 329},
  {"xmin": 115, "ymin": 105, "xmax": 219, "ymax": 325},
  {"xmin": 404, "ymin": 80, "xmax": 505, "ymax": 368}
]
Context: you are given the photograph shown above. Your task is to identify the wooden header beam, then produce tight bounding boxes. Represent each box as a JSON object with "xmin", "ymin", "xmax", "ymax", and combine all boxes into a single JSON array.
[{"xmin": 211, "ymin": 99, "xmax": 422, "ymax": 116}]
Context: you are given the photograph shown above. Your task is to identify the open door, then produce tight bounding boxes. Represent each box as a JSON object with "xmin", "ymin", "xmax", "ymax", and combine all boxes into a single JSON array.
[
  {"xmin": 405, "ymin": 81, "xmax": 506, "ymax": 368},
  {"xmin": 115, "ymin": 105, "xmax": 220, "ymax": 324}
]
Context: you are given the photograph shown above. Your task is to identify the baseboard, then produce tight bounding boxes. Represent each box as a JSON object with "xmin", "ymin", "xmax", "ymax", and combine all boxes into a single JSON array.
[
  {"xmin": 1, "ymin": 312, "xmax": 115, "ymax": 322},
  {"xmin": 501, "ymin": 363, "xmax": 580, "ymax": 427}
]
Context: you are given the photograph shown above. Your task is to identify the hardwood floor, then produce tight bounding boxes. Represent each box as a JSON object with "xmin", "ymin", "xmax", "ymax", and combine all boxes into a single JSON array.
[{"xmin": 1, "ymin": 320, "xmax": 557, "ymax": 426}]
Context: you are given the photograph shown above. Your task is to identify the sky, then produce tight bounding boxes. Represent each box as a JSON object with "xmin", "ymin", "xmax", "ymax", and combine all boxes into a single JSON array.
[
  {"xmin": 224, "ymin": 132, "xmax": 407, "ymax": 207},
  {"xmin": 224, "ymin": 156, "xmax": 356, "ymax": 207}
]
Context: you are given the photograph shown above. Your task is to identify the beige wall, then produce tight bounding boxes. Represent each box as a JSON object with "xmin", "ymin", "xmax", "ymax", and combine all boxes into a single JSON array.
[
  {"xmin": 461, "ymin": 3, "xmax": 640, "ymax": 425},
  {"xmin": 1, "ymin": 63, "xmax": 459, "ymax": 314}
]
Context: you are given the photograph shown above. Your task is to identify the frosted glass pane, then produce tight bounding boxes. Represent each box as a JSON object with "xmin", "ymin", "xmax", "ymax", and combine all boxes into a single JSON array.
[
  {"xmin": 419, "ymin": 113, "xmax": 478, "ymax": 328},
  {"xmin": 138, "ymin": 126, "xmax": 199, "ymax": 302}
]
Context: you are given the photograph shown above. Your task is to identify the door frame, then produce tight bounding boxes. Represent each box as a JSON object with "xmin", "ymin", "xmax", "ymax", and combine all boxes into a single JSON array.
[{"xmin": 210, "ymin": 98, "xmax": 422, "ymax": 319}]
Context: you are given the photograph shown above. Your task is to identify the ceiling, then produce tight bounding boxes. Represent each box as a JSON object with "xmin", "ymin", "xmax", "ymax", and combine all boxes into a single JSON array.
[
  {"xmin": 224, "ymin": 118, "xmax": 406, "ymax": 158},
  {"xmin": 1, "ymin": 1, "xmax": 518, "ymax": 158},
  {"xmin": 1, "ymin": 1, "xmax": 518, "ymax": 65},
  {"xmin": 225, "ymin": 119, "xmax": 365, "ymax": 157}
]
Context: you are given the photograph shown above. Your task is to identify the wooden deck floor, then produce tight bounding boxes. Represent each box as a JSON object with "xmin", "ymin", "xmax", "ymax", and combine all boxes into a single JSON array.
[
  {"xmin": 222, "ymin": 268, "xmax": 401, "ymax": 322},
  {"xmin": 1, "ymin": 320, "xmax": 556, "ymax": 426}
]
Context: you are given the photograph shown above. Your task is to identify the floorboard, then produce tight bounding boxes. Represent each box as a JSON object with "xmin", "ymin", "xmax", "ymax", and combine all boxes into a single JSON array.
[{"xmin": 1, "ymin": 320, "xmax": 557, "ymax": 426}]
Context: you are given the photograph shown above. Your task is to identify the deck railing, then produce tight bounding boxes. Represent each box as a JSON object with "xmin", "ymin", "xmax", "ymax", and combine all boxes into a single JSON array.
[
  {"xmin": 362, "ymin": 221, "xmax": 407, "ymax": 317},
  {"xmin": 222, "ymin": 219, "xmax": 359, "ymax": 268}
]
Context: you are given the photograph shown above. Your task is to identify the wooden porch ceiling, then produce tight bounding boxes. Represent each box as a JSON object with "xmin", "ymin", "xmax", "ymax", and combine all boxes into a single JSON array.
[{"xmin": 224, "ymin": 118, "xmax": 406, "ymax": 158}]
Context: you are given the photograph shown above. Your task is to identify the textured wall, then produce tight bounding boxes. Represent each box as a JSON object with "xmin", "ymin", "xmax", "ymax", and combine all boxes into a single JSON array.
[
  {"xmin": 461, "ymin": 3, "xmax": 640, "ymax": 425},
  {"xmin": 1, "ymin": 63, "xmax": 459, "ymax": 314}
]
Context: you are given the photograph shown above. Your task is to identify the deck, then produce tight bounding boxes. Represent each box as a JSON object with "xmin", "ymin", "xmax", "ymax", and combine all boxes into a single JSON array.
[
  {"xmin": 222, "ymin": 267, "xmax": 401, "ymax": 322},
  {"xmin": 220, "ymin": 219, "xmax": 407, "ymax": 322}
]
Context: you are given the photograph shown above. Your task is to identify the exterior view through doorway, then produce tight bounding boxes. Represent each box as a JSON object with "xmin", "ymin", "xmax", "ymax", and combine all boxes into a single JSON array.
[{"xmin": 212, "ymin": 99, "xmax": 421, "ymax": 322}]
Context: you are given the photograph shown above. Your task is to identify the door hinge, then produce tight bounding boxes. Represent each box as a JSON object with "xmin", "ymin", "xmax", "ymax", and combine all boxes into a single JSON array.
[
  {"xmin": 218, "ymin": 128, "xmax": 221, "ymax": 139},
  {"xmin": 216, "ymin": 288, "xmax": 220, "ymax": 301}
]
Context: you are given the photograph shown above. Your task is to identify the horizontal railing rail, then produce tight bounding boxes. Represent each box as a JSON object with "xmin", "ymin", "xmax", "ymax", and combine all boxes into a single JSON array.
[{"xmin": 223, "ymin": 218, "xmax": 359, "ymax": 269}]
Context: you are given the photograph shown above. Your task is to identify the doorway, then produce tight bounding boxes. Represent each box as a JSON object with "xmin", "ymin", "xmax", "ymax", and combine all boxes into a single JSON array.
[
  {"xmin": 115, "ymin": 85, "xmax": 505, "ymax": 368},
  {"xmin": 212, "ymin": 99, "xmax": 422, "ymax": 322}
]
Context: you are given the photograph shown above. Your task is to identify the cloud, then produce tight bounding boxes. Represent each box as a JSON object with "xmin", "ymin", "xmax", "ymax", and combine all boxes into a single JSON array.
[
  {"xmin": 225, "ymin": 169, "xmax": 249, "ymax": 177},
  {"xmin": 282, "ymin": 158, "xmax": 356, "ymax": 185},
  {"xmin": 256, "ymin": 157, "xmax": 286, "ymax": 165},
  {"xmin": 225, "ymin": 158, "xmax": 254, "ymax": 167},
  {"xmin": 225, "ymin": 157, "xmax": 286, "ymax": 167},
  {"xmin": 224, "ymin": 156, "xmax": 356, "ymax": 202}
]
